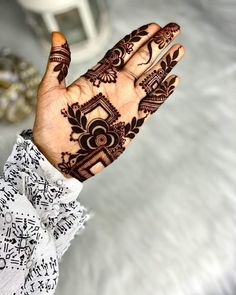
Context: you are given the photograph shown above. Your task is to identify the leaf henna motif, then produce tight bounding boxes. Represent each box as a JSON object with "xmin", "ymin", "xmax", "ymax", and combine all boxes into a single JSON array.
[
  {"xmin": 138, "ymin": 23, "xmax": 180, "ymax": 66},
  {"xmin": 83, "ymin": 25, "xmax": 149, "ymax": 87},
  {"xmin": 138, "ymin": 76, "xmax": 177, "ymax": 114},
  {"xmin": 124, "ymin": 117, "xmax": 145, "ymax": 139},
  {"xmin": 49, "ymin": 42, "xmax": 71, "ymax": 83},
  {"xmin": 58, "ymin": 93, "xmax": 145, "ymax": 181},
  {"xmin": 139, "ymin": 47, "xmax": 180, "ymax": 95}
]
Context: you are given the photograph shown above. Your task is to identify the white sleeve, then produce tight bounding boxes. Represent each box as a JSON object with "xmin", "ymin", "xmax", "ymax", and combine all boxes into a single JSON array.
[{"xmin": 0, "ymin": 129, "xmax": 92, "ymax": 294}]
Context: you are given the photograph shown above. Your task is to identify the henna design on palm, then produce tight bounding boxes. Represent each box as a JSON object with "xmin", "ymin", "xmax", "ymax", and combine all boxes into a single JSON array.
[
  {"xmin": 139, "ymin": 47, "xmax": 180, "ymax": 95},
  {"xmin": 83, "ymin": 25, "xmax": 149, "ymax": 87},
  {"xmin": 58, "ymin": 93, "xmax": 145, "ymax": 181},
  {"xmin": 138, "ymin": 76, "xmax": 177, "ymax": 114},
  {"xmin": 49, "ymin": 42, "xmax": 71, "ymax": 83},
  {"xmin": 138, "ymin": 23, "xmax": 180, "ymax": 66}
]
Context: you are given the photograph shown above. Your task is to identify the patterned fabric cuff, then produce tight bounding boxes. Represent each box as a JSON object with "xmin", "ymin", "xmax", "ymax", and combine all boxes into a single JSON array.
[{"xmin": 18, "ymin": 129, "xmax": 83, "ymax": 202}]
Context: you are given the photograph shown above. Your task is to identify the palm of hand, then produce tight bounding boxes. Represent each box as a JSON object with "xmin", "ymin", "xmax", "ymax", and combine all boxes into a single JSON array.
[{"xmin": 33, "ymin": 23, "xmax": 184, "ymax": 181}]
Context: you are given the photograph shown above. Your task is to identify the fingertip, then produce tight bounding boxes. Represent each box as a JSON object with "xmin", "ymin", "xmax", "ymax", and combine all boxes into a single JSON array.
[
  {"xmin": 148, "ymin": 22, "xmax": 161, "ymax": 32},
  {"xmin": 51, "ymin": 31, "xmax": 67, "ymax": 46},
  {"xmin": 179, "ymin": 45, "xmax": 185, "ymax": 54},
  {"xmin": 41, "ymin": 31, "xmax": 70, "ymax": 87},
  {"xmin": 173, "ymin": 75, "xmax": 180, "ymax": 85},
  {"xmin": 171, "ymin": 43, "xmax": 185, "ymax": 58},
  {"xmin": 169, "ymin": 75, "xmax": 180, "ymax": 87},
  {"xmin": 165, "ymin": 22, "xmax": 181, "ymax": 31}
]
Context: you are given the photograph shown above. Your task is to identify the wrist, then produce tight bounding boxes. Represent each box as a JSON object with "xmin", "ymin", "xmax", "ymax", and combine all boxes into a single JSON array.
[{"xmin": 32, "ymin": 130, "xmax": 73, "ymax": 179}]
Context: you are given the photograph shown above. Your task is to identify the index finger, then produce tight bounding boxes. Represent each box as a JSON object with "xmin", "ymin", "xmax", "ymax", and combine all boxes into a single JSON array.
[{"xmin": 83, "ymin": 23, "xmax": 161, "ymax": 87}]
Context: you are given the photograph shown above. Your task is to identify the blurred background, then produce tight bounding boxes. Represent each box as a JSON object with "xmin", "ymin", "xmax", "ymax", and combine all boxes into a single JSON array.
[{"xmin": 0, "ymin": 0, "xmax": 236, "ymax": 294}]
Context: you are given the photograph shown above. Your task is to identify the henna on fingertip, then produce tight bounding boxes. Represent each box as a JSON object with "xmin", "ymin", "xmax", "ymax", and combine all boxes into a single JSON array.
[
  {"xmin": 49, "ymin": 42, "xmax": 71, "ymax": 83},
  {"xmin": 138, "ymin": 76, "xmax": 178, "ymax": 114}
]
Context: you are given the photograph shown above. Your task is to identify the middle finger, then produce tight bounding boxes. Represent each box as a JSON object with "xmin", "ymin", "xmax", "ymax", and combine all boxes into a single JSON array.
[{"xmin": 123, "ymin": 23, "xmax": 180, "ymax": 79}]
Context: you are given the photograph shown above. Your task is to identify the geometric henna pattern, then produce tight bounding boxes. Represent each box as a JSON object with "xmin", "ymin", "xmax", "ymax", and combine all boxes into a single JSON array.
[
  {"xmin": 139, "ymin": 68, "xmax": 166, "ymax": 94},
  {"xmin": 138, "ymin": 23, "xmax": 180, "ymax": 66},
  {"xmin": 83, "ymin": 25, "xmax": 149, "ymax": 87},
  {"xmin": 138, "ymin": 76, "xmax": 177, "ymax": 114},
  {"xmin": 49, "ymin": 42, "xmax": 71, "ymax": 83},
  {"xmin": 139, "ymin": 47, "xmax": 180, "ymax": 96},
  {"xmin": 80, "ymin": 93, "xmax": 121, "ymax": 125},
  {"xmin": 58, "ymin": 93, "xmax": 145, "ymax": 181}
]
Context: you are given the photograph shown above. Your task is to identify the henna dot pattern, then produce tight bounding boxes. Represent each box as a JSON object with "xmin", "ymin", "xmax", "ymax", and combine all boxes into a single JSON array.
[
  {"xmin": 83, "ymin": 25, "xmax": 149, "ymax": 87},
  {"xmin": 58, "ymin": 93, "xmax": 145, "ymax": 181},
  {"xmin": 49, "ymin": 42, "xmax": 71, "ymax": 83}
]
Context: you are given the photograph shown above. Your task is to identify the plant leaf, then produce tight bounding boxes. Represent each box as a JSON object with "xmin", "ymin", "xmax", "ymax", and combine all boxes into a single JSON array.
[
  {"xmin": 68, "ymin": 117, "xmax": 78, "ymax": 125},
  {"xmin": 54, "ymin": 63, "xmax": 63, "ymax": 71},
  {"xmin": 138, "ymin": 31, "xmax": 148, "ymax": 36},
  {"xmin": 125, "ymin": 123, "xmax": 130, "ymax": 135},
  {"xmin": 124, "ymin": 35, "xmax": 129, "ymax": 42},
  {"xmin": 131, "ymin": 29, "xmax": 137, "ymax": 37},
  {"xmin": 166, "ymin": 54, "xmax": 171, "ymax": 65},
  {"xmin": 173, "ymin": 49, "xmax": 179, "ymax": 60},
  {"xmin": 75, "ymin": 109, "xmax": 81, "ymax": 121},
  {"xmin": 81, "ymin": 115, "xmax": 87, "ymax": 128},
  {"xmin": 161, "ymin": 61, "xmax": 166, "ymax": 71},
  {"xmin": 137, "ymin": 118, "xmax": 145, "ymax": 127},
  {"xmin": 126, "ymin": 133, "xmax": 135, "ymax": 139},
  {"xmin": 131, "ymin": 117, "xmax": 136, "ymax": 129},
  {"xmin": 169, "ymin": 76, "xmax": 177, "ymax": 85},
  {"xmin": 72, "ymin": 126, "xmax": 84, "ymax": 133},
  {"xmin": 133, "ymin": 128, "xmax": 139, "ymax": 134},
  {"xmin": 68, "ymin": 105, "xmax": 74, "ymax": 117},
  {"xmin": 131, "ymin": 36, "xmax": 141, "ymax": 42},
  {"xmin": 140, "ymin": 24, "xmax": 148, "ymax": 30},
  {"xmin": 170, "ymin": 61, "xmax": 178, "ymax": 67}
]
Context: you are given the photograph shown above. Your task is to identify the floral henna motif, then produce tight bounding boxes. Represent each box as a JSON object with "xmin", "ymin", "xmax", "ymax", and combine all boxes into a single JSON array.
[
  {"xmin": 83, "ymin": 25, "xmax": 149, "ymax": 87},
  {"xmin": 58, "ymin": 93, "xmax": 145, "ymax": 181},
  {"xmin": 139, "ymin": 47, "xmax": 180, "ymax": 95},
  {"xmin": 155, "ymin": 23, "xmax": 180, "ymax": 49},
  {"xmin": 138, "ymin": 23, "xmax": 180, "ymax": 66},
  {"xmin": 138, "ymin": 76, "xmax": 177, "ymax": 114},
  {"xmin": 49, "ymin": 42, "xmax": 71, "ymax": 83}
]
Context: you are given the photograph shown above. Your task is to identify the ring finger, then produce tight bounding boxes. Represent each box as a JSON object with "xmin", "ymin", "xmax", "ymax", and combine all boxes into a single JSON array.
[
  {"xmin": 135, "ymin": 44, "xmax": 185, "ymax": 98},
  {"xmin": 138, "ymin": 75, "xmax": 180, "ymax": 118}
]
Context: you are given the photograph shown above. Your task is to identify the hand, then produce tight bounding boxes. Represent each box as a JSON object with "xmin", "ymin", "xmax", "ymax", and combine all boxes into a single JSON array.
[{"xmin": 33, "ymin": 22, "xmax": 184, "ymax": 182}]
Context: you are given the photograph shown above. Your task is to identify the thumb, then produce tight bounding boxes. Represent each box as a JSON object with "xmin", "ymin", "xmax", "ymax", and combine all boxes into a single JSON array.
[{"xmin": 41, "ymin": 31, "xmax": 71, "ymax": 90}]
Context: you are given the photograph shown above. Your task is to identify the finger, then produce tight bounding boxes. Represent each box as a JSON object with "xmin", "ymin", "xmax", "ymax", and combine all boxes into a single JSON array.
[
  {"xmin": 135, "ymin": 44, "xmax": 184, "ymax": 98},
  {"xmin": 82, "ymin": 23, "xmax": 161, "ymax": 87},
  {"xmin": 138, "ymin": 75, "xmax": 180, "ymax": 118},
  {"xmin": 123, "ymin": 23, "xmax": 180, "ymax": 79},
  {"xmin": 40, "ymin": 32, "xmax": 71, "ymax": 92}
]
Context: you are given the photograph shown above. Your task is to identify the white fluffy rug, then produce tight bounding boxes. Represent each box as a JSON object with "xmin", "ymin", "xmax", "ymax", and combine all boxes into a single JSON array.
[{"xmin": 1, "ymin": 0, "xmax": 236, "ymax": 294}]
